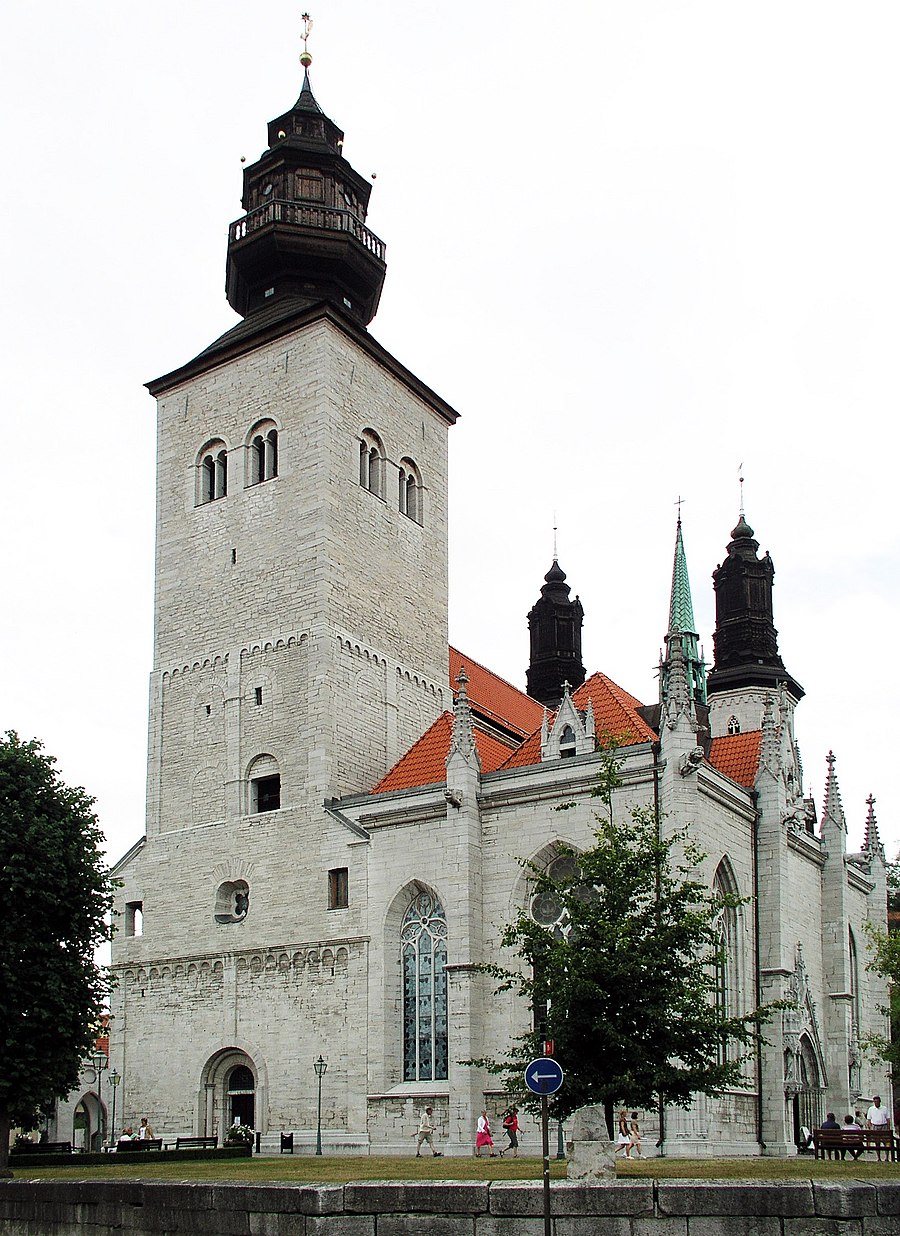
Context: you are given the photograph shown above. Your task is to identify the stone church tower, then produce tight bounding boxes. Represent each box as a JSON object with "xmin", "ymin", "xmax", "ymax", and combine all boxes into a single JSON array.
[{"xmin": 112, "ymin": 58, "xmax": 460, "ymax": 1141}]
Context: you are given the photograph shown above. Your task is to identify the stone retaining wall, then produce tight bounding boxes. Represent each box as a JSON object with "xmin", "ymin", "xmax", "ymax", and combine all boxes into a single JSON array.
[{"xmin": 1, "ymin": 1179, "xmax": 899, "ymax": 1234}]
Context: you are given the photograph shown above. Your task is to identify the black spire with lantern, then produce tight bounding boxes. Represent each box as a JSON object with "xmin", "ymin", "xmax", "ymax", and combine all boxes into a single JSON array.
[
  {"xmin": 706, "ymin": 513, "xmax": 804, "ymax": 701},
  {"xmin": 526, "ymin": 559, "xmax": 585, "ymax": 708},
  {"xmin": 225, "ymin": 17, "xmax": 386, "ymax": 326}
]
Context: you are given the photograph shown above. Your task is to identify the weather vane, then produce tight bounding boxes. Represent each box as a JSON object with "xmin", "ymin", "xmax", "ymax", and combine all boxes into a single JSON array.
[
  {"xmin": 301, "ymin": 12, "xmax": 314, "ymax": 68},
  {"xmin": 552, "ymin": 511, "xmax": 558, "ymax": 561},
  {"xmin": 738, "ymin": 463, "xmax": 745, "ymax": 516}
]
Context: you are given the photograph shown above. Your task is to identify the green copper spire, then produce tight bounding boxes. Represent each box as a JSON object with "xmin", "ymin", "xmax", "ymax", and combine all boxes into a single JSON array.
[
  {"xmin": 669, "ymin": 516, "xmax": 696, "ymax": 636},
  {"xmin": 662, "ymin": 515, "xmax": 707, "ymax": 708}
]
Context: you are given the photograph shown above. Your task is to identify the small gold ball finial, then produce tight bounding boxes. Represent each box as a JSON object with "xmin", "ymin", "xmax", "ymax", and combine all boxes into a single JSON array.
[{"xmin": 300, "ymin": 12, "xmax": 314, "ymax": 68}]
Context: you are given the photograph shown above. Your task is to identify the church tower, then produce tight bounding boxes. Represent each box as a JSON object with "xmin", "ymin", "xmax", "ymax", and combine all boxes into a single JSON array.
[
  {"xmin": 706, "ymin": 512, "xmax": 803, "ymax": 738},
  {"xmin": 526, "ymin": 559, "xmax": 585, "ymax": 708}
]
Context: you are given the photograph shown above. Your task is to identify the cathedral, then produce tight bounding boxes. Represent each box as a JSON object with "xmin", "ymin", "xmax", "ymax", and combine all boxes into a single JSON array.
[{"xmin": 107, "ymin": 55, "xmax": 890, "ymax": 1157}]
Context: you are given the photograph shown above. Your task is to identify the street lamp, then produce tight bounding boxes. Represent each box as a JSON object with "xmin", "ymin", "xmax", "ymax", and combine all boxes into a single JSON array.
[
  {"xmin": 109, "ymin": 1070, "xmax": 121, "ymax": 1146},
  {"xmin": 92, "ymin": 1051, "xmax": 107, "ymax": 1150},
  {"xmin": 313, "ymin": 1056, "xmax": 328, "ymax": 1155}
]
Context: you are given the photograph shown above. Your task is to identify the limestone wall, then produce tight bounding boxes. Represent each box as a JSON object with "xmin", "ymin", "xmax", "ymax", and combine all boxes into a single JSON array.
[{"xmin": 2, "ymin": 1179, "xmax": 899, "ymax": 1235}]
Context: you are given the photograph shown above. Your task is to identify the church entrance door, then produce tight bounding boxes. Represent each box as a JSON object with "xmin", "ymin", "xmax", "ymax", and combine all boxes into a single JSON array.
[{"xmin": 227, "ymin": 1064, "xmax": 255, "ymax": 1129}]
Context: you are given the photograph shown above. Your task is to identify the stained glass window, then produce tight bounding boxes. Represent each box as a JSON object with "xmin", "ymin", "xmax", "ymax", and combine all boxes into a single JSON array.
[{"xmin": 401, "ymin": 891, "xmax": 448, "ymax": 1081}]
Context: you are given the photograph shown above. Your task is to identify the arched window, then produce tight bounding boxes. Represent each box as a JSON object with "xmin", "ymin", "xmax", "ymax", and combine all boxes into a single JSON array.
[
  {"xmin": 713, "ymin": 858, "xmax": 740, "ymax": 1064},
  {"xmin": 559, "ymin": 725, "xmax": 576, "ymax": 759},
  {"xmin": 727, "ymin": 716, "xmax": 741, "ymax": 736},
  {"xmin": 359, "ymin": 430, "xmax": 385, "ymax": 500},
  {"xmin": 247, "ymin": 754, "xmax": 280, "ymax": 814},
  {"xmin": 401, "ymin": 890, "xmax": 448, "ymax": 1081},
  {"xmin": 247, "ymin": 422, "xmax": 279, "ymax": 486},
  {"xmin": 399, "ymin": 457, "xmax": 423, "ymax": 524},
  {"xmin": 197, "ymin": 442, "xmax": 228, "ymax": 504},
  {"xmin": 530, "ymin": 853, "xmax": 579, "ymax": 937}
]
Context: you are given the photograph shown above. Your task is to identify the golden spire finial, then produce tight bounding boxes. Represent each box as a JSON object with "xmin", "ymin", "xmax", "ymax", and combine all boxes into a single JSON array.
[{"xmin": 300, "ymin": 12, "xmax": 314, "ymax": 68}]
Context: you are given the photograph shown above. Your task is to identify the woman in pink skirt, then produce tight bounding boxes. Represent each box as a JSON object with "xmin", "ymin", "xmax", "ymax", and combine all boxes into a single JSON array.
[{"xmin": 474, "ymin": 1109, "xmax": 496, "ymax": 1157}]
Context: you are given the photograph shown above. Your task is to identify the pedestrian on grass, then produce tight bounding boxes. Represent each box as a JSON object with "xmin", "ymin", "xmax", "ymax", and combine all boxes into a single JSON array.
[
  {"xmin": 629, "ymin": 1112, "xmax": 642, "ymax": 1158},
  {"xmin": 474, "ymin": 1110, "xmax": 496, "ymax": 1157},
  {"xmin": 499, "ymin": 1106, "xmax": 519, "ymax": 1158},
  {"xmin": 415, "ymin": 1106, "xmax": 443, "ymax": 1157}
]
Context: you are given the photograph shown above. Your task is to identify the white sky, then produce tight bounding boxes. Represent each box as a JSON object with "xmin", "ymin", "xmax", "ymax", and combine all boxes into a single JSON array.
[{"xmin": 1, "ymin": 1, "xmax": 897, "ymax": 866}]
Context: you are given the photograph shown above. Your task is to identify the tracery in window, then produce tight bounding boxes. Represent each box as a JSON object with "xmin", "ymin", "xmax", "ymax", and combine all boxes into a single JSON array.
[
  {"xmin": 727, "ymin": 716, "xmax": 741, "ymax": 736},
  {"xmin": 359, "ymin": 429, "xmax": 385, "ymax": 500},
  {"xmin": 401, "ymin": 890, "xmax": 448, "ymax": 1082},
  {"xmin": 530, "ymin": 853, "xmax": 580, "ymax": 938},
  {"xmin": 247, "ymin": 422, "xmax": 278, "ymax": 486},
  {"xmin": 559, "ymin": 725, "xmax": 576, "ymax": 758},
  {"xmin": 398, "ymin": 457, "xmax": 423, "ymax": 525},
  {"xmin": 215, "ymin": 880, "xmax": 249, "ymax": 924}
]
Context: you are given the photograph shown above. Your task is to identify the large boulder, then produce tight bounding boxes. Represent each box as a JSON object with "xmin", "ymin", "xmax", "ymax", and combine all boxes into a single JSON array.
[{"xmin": 566, "ymin": 1105, "xmax": 616, "ymax": 1180}]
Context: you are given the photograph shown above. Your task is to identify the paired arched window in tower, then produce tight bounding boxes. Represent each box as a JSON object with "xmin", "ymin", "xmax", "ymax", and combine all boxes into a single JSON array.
[
  {"xmin": 359, "ymin": 430, "xmax": 385, "ymax": 499},
  {"xmin": 400, "ymin": 889, "xmax": 448, "ymax": 1082},
  {"xmin": 398, "ymin": 457, "xmax": 423, "ymax": 525},
  {"xmin": 197, "ymin": 442, "xmax": 228, "ymax": 505},
  {"xmin": 249, "ymin": 423, "xmax": 278, "ymax": 486}
]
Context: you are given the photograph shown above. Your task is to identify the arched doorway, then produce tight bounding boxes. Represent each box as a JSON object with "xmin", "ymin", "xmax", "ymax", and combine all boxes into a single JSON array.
[
  {"xmin": 199, "ymin": 1049, "xmax": 262, "ymax": 1138},
  {"xmin": 227, "ymin": 1064, "xmax": 255, "ymax": 1128},
  {"xmin": 73, "ymin": 1092, "xmax": 105, "ymax": 1151},
  {"xmin": 790, "ymin": 1035, "xmax": 825, "ymax": 1144}
]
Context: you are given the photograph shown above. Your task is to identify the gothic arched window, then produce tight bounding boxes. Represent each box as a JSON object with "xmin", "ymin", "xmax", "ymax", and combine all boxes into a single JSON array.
[
  {"xmin": 401, "ymin": 890, "xmax": 448, "ymax": 1082},
  {"xmin": 727, "ymin": 716, "xmax": 741, "ymax": 736},
  {"xmin": 713, "ymin": 858, "xmax": 739, "ymax": 1064},
  {"xmin": 398, "ymin": 457, "xmax": 423, "ymax": 525}
]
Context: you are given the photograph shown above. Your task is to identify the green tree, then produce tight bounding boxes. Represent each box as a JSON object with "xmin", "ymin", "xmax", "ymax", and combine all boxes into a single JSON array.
[
  {"xmin": 472, "ymin": 756, "xmax": 770, "ymax": 1133},
  {"xmin": 0, "ymin": 732, "xmax": 114, "ymax": 1170},
  {"xmin": 864, "ymin": 853, "xmax": 900, "ymax": 1069}
]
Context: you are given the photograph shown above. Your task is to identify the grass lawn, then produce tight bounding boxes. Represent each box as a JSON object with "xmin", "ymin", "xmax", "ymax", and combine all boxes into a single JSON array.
[{"xmin": 12, "ymin": 1153, "xmax": 900, "ymax": 1184}]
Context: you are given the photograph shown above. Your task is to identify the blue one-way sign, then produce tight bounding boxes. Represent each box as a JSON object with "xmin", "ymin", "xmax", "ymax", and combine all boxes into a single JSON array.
[{"xmin": 524, "ymin": 1057, "xmax": 564, "ymax": 1095}]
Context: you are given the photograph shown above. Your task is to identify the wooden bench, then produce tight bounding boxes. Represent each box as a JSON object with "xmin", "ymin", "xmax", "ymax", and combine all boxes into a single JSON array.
[
  {"xmin": 11, "ymin": 1141, "xmax": 72, "ymax": 1155},
  {"xmin": 173, "ymin": 1136, "xmax": 218, "ymax": 1151},
  {"xmin": 116, "ymin": 1138, "xmax": 163, "ymax": 1152},
  {"xmin": 813, "ymin": 1129, "xmax": 896, "ymax": 1161}
]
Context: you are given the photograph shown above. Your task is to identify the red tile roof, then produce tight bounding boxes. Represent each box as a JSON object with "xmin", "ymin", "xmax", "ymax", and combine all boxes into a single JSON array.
[
  {"xmin": 501, "ymin": 671, "xmax": 655, "ymax": 770},
  {"xmin": 449, "ymin": 647, "xmax": 543, "ymax": 738},
  {"xmin": 708, "ymin": 730, "xmax": 762, "ymax": 788},
  {"xmin": 372, "ymin": 711, "xmax": 518, "ymax": 795}
]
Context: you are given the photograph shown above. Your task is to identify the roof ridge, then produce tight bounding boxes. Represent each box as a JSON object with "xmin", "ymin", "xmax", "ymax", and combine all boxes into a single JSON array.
[{"xmin": 450, "ymin": 646, "xmax": 537, "ymax": 704}]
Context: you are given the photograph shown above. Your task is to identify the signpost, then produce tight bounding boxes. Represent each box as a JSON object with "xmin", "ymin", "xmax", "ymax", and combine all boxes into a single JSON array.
[{"xmin": 525, "ymin": 1058, "xmax": 564, "ymax": 1236}]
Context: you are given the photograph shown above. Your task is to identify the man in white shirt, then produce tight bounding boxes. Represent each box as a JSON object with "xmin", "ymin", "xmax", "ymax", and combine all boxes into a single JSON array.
[{"xmin": 865, "ymin": 1095, "xmax": 891, "ymax": 1162}]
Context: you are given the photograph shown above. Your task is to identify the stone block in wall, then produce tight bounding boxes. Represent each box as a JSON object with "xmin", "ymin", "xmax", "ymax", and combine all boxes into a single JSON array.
[
  {"xmin": 874, "ymin": 1181, "xmax": 900, "ymax": 1214},
  {"xmin": 306, "ymin": 1218, "xmax": 375, "ymax": 1236},
  {"xmin": 475, "ymin": 1219, "xmax": 545, "ymax": 1236},
  {"xmin": 657, "ymin": 1181, "xmax": 815, "ymax": 1217},
  {"xmin": 780, "ymin": 1221, "xmax": 863, "ymax": 1236},
  {"xmin": 488, "ymin": 1181, "xmax": 652, "ymax": 1217},
  {"xmin": 344, "ymin": 1182, "xmax": 487, "ymax": 1214},
  {"xmin": 812, "ymin": 1181, "xmax": 877, "ymax": 1218},
  {"xmin": 377, "ymin": 1216, "xmax": 474, "ymax": 1236},
  {"xmin": 553, "ymin": 1218, "xmax": 631, "ymax": 1236},
  {"xmin": 687, "ymin": 1220, "xmax": 781, "ymax": 1236},
  {"xmin": 632, "ymin": 1219, "xmax": 688, "ymax": 1236}
]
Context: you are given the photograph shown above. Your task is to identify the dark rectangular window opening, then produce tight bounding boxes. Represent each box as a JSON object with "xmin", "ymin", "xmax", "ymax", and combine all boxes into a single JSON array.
[
  {"xmin": 254, "ymin": 687, "xmax": 263, "ymax": 706},
  {"xmin": 328, "ymin": 867, "xmax": 349, "ymax": 910},
  {"xmin": 125, "ymin": 901, "xmax": 144, "ymax": 937},
  {"xmin": 253, "ymin": 774, "xmax": 281, "ymax": 814}
]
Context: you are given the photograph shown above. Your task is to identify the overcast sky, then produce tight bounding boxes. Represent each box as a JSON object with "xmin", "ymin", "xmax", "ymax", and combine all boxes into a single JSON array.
[{"xmin": 1, "ymin": 1, "xmax": 897, "ymax": 866}]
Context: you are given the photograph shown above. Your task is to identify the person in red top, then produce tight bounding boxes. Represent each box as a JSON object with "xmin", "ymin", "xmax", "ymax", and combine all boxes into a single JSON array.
[{"xmin": 499, "ymin": 1106, "xmax": 519, "ymax": 1158}]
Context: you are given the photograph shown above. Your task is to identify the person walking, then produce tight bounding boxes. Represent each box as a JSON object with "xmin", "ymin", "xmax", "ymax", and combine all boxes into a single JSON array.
[
  {"xmin": 499, "ymin": 1106, "xmax": 519, "ymax": 1157},
  {"xmin": 615, "ymin": 1109, "xmax": 631, "ymax": 1158},
  {"xmin": 415, "ymin": 1106, "xmax": 443, "ymax": 1157},
  {"xmin": 628, "ymin": 1112, "xmax": 643, "ymax": 1159},
  {"xmin": 474, "ymin": 1110, "xmax": 496, "ymax": 1157},
  {"xmin": 138, "ymin": 1118, "xmax": 154, "ymax": 1141}
]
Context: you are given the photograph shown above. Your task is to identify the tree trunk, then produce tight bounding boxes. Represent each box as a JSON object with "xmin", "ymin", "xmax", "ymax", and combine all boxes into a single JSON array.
[
  {"xmin": 0, "ymin": 1107, "xmax": 12, "ymax": 1175},
  {"xmin": 604, "ymin": 1099, "xmax": 614, "ymax": 1141}
]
